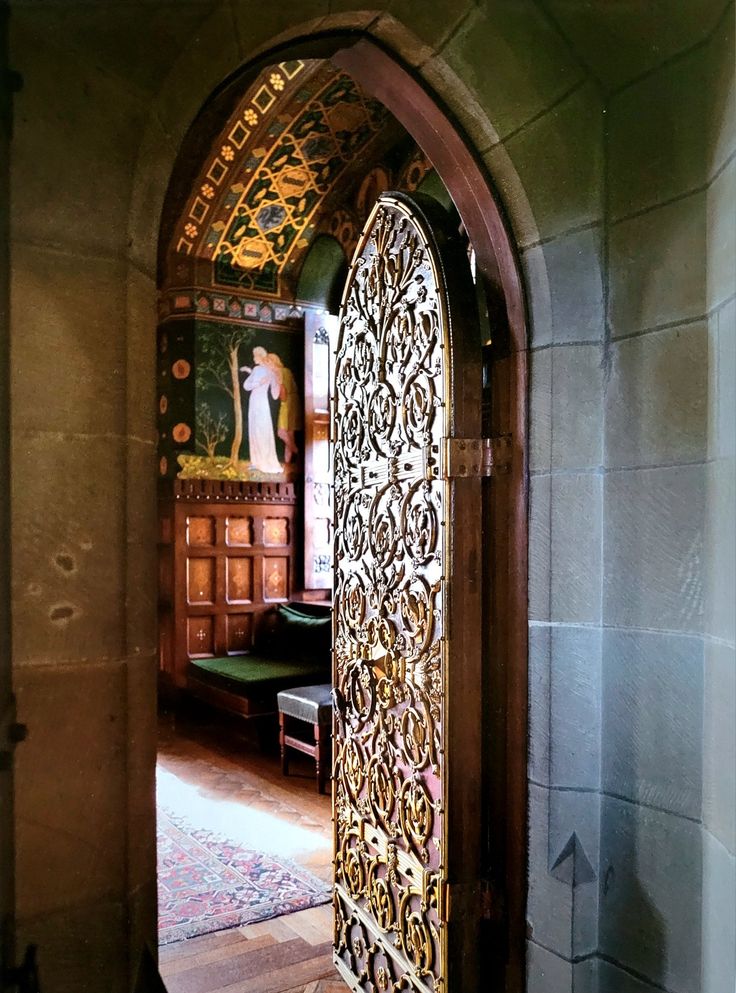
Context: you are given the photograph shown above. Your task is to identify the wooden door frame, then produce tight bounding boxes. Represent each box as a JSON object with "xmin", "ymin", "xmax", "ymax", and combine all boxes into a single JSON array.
[{"xmin": 158, "ymin": 32, "xmax": 528, "ymax": 993}]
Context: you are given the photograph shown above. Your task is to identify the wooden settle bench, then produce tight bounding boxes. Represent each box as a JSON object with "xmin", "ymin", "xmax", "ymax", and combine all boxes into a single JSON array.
[{"xmin": 186, "ymin": 601, "xmax": 332, "ymax": 724}]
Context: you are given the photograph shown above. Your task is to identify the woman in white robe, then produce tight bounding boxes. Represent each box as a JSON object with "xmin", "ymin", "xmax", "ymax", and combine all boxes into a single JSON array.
[{"xmin": 241, "ymin": 346, "xmax": 282, "ymax": 474}]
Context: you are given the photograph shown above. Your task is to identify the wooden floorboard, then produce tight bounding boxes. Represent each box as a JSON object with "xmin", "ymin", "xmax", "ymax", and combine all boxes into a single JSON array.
[
  {"xmin": 161, "ymin": 918, "xmax": 339, "ymax": 993},
  {"xmin": 158, "ymin": 710, "xmax": 340, "ymax": 993}
]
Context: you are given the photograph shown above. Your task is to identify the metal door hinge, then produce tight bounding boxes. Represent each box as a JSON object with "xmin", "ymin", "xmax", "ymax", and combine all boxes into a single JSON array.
[
  {"xmin": 3, "ymin": 944, "xmax": 40, "ymax": 993},
  {"xmin": 443, "ymin": 435, "xmax": 512, "ymax": 478}
]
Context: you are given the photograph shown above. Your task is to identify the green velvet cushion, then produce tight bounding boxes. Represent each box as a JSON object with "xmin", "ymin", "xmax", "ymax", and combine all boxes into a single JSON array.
[
  {"xmin": 253, "ymin": 603, "xmax": 331, "ymax": 664},
  {"xmin": 188, "ymin": 654, "xmax": 330, "ymax": 698}
]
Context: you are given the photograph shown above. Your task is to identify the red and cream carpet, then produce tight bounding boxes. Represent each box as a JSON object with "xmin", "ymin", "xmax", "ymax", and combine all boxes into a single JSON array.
[{"xmin": 157, "ymin": 767, "xmax": 331, "ymax": 945}]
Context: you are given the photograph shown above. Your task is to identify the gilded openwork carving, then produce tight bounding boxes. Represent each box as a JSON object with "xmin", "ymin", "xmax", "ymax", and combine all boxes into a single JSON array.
[{"xmin": 333, "ymin": 195, "xmax": 448, "ymax": 993}]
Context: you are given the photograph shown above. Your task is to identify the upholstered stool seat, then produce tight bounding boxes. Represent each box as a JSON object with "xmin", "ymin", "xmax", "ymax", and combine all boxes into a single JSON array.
[{"xmin": 277, "ymin": 683, "xmax": 332, "ymax": 794}]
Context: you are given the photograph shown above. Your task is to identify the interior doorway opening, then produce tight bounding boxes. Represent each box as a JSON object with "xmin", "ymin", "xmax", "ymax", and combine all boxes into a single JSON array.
[{"xmin": 154, "ymin": 33, "xmax": 527, "ymax": 993}]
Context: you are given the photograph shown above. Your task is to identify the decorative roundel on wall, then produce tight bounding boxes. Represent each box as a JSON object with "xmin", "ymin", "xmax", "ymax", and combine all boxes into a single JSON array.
[
  {"xmin": 356, "ymin": 166, "xmax": 391, "ymax": 219},
  {"xmin": 405, "ymin": 161, "xmax": 426, "ymax": 190},
  {"xmin": 398, "ymin": 150, "xmax": 432, "ymax": 193},
  {"xmin": 159, "ymin": 456, "xmax": 168, "ymax": 476},
  {"xmin": 159, "ymin": 395, "xmax": 168, "ymax": 415},
  {"xmin": 172, "ymin": 423, "xmax": 192, "ymax": 444},
  {"xmin": 329, "ymin": 208, "xmax": 357, "ymax": 252},
  {"xmin": 171, "ymin": 359, "xmax": 191, "ymax": 380}
]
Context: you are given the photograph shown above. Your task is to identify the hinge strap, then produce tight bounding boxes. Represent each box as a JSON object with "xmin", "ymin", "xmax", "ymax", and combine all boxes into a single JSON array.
[{"xmin": 443, "ymin": 435, "xmax": 512, "ymax": 478}]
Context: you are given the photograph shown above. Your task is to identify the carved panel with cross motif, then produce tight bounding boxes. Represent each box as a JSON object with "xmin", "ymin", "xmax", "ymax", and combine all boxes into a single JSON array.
[{"xmin": 157, "ymin": 486, "xmax": 297, "ymax": 690}]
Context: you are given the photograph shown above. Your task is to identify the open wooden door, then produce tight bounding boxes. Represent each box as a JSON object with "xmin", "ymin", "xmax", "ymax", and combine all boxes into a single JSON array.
[{"xmin": 332, "ymin": 192, "xmax": 487, "ymax": 992}]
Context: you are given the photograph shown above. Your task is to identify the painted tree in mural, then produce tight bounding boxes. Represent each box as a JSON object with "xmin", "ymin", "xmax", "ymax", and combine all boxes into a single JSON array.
[
  {"xmin": 197, "ymin": 327, "xmax": 255, "ymax": 465},
  {"xmin": 195, "ymin": 401, "xmax": 228, "ymax": 459}
]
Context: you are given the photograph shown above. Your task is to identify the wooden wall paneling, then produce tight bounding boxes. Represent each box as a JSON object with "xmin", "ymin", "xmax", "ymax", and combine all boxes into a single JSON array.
[{"xmin": 158, "ymin": 484, "xmax": 297, "ymax": 690}]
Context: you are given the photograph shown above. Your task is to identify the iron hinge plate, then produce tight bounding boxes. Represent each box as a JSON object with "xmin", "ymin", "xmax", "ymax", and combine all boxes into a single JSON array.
[{"xmin": 443, "ymin": 435, "xmax": 512, "ymax": 478}]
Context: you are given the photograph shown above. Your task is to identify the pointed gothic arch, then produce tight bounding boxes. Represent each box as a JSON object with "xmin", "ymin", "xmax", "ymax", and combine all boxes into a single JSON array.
[{"xmin": 156, "ymin": 31, "xmax": 528, "ymax": 992}]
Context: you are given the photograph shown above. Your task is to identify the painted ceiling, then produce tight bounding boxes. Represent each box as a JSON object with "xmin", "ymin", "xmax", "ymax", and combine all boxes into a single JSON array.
[{"xmin": 167, "ymin": 59, "xmax": 409, "ymax": 300}]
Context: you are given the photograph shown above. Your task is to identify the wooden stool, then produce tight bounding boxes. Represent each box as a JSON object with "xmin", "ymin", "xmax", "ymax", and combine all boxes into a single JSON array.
[{"xmin": 277, "ymin": 684, "xmax": 332, "ymax": 794}]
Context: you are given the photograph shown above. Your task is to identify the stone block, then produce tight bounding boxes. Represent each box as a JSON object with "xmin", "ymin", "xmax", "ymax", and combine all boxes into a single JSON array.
[
  {"xmin": 372, "ymin": 4, "xmax": 474, "ymax": 68},
  {"xmin": 127, "ymin": 115, "xmax": 178, "ymax": 280},
  {"xmin": 541, "ymin": 0, "xmax": 723, "ymax": 93},
  {"xmin": 605, "ymin": 321, "xmax": 708, "ymax": 468},
  {"xmin": 530, "ymin": 623, "xmax": 603, "ymax": 793},
  {"xmin": 705, "ymin": 457, "xmax": 736, "ymax": 646},
  {"xmin": 529, "ymin": 472, "xmax": 603, "ymax": 626},
  {"xmin": 229, "ymin": 1, "xmax": 329, "ymax": 60},
  {"xmin": 9, "ymin": 18, "xmax": 145, "ymax": 258},
  {"xmin": 551, "ymin": 345, "xmax": 604, "ymax": 470},
  {"xmin": 12, "ymin": 2, "xmax": 218, "ymax": 100},
  {"xmin": 598, "ymin": 958, "xmax": 665, "ymax": 993},
  {"xmin": 13, "ymin": 661, "xmax": 128, "ymax": 919},
  {"xmin": 529, "ymin": 473, "xmax": 551, "ymax": 622},
  {"xmin": 522, "ymin": 226, "xmax": 605, "ymax": 348},
  {"xmin": 529, "ymin": 347, "xmax": 551, "ymax": 473},
  {"xmin": 572, "ymin": 959, "xmax": 599, "ymax": 993},
  {"xmin": 483, "ymin": 141, "xmax": 540, "ymax": 249},
  {"xmin": 603, "ymin": 464, "xmax": 705, "ymax": 633},
  {"xmin": 125, "ymin": 653, "xmax": 158, "ymax": 895},
  {"xmin": 527, "ymin": 783, "xmax": 573, "ymax": 957},
  {"xmin": 125, "ymin": 265, "xmax": 158, "ymax": 447},
  {"xmin": 602, "ymin": 629, "xmax": 704, "ymax": 820},
  {"xmin": 550, "ymin": 626, "xmax": 602, "ymax": 791},
  {"xmin": 528, "ymin": 783, "xmax": 600, "ymax": 960},
  {"xmin": 702, "ymin": 829, "xmax": 736, "ymax": 993},
  {"xmin": 608, "ymin": 45, "xmax": 708, "ymax": 221},
  {"xmin": 703, "ymin": 641, "xmax": 736, "ymax": 854},
  {"xmin": 440, "ymin": 2, "xmax": 582, "ymax": 143},
  {"xmin": 15, "ymin": 897, "xmax": 128, "ymax": 993},
  {"xmin": 709, "ymin": 298, "xmax": 736, "ymax": 460},
  {"xmin": 521, "ymin": 247, "xmax": 553, "ymax": 351},
  {"xmin": 127, "ymin": 881, "xmax": 159, "ymax": 992},
  {"xmin": 504, "ymin": 82, "xmax": 603, "ymax": 246},
  {"xmin": 599, "ymin": 795, "xmax": 702, "ymax": 993},
  {"xmin": 609, "ymin": 190, "xmax": 707, "ymax": 337},
  {"xmin": 550, "ymin": 472, "xmax": 603, "ymax": 625},
  {"xmin": 526, "ymin": 939, "xmax": 572, "ymax": 993},
  {"xmin": 708, "ymin": 9, "xmax": 735, "ymax": 179},
  {"xmin": 11, "ymin": 245, "xmax": 128, "ymax": 437},
  {"xmin": 125, "ymin": 435, "xmax": 157, "ymax": 656},
  {"xmin": 12, "ymin": 434, "xmax": 127, "ymax": 664},
  {"xmin": 528, "ymin": 624, "xmax": 551, "ymax": 785},
  {"xmin": 153, "ymin": 4, "xmax": 244, "ymax": 149},
  {"xmin": 707, "ymin": 155, "xmax": 736, "ymax": 312},
  {"xmin": 420, "ymin": 53, "xmax": 500, "ymax": 158},
  {"xmin": 548, "ymin": 789, "xmax": 601, "ymax": 955}
]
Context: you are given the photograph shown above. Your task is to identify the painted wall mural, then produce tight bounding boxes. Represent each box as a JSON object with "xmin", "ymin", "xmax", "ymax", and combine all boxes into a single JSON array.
[{"xmin": 158, "ymin": 318, "xmax": 303, "ymax": 482}]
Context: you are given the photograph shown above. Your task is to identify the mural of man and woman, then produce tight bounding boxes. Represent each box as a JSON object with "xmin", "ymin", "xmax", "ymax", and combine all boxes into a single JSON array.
[{"xmin": 241, "ymin": 345, "xmax": 301, "ymax": 475}]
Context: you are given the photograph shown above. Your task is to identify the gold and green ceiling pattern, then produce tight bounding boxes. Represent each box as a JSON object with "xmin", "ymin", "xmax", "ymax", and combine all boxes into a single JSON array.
[{"xmin": 170, "ymin": 60, "xmax": 393, "ymax": 298}]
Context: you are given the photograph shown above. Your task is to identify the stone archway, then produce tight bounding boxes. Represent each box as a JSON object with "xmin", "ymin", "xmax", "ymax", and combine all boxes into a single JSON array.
[{"xmin": 151, "ymin": 29, "xmax": 529, "ymax": 991}]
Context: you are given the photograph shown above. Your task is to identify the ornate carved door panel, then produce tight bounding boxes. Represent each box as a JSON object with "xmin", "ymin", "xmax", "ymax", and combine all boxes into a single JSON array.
[{"xmin": 332, "ymin": 193, "xmax": 484, "ymax": 993}]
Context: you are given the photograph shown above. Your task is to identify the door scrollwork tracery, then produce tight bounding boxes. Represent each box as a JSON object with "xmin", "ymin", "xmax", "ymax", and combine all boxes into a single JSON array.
[{"xmin": 333, "ymin": 193, "xmax": 478, "ymax": 993}]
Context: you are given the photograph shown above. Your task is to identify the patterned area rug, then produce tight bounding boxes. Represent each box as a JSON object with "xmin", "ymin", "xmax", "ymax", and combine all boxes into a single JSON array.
[{"xmin": 157, "ymin": 806, "xmax": 331, "ymax": 944}]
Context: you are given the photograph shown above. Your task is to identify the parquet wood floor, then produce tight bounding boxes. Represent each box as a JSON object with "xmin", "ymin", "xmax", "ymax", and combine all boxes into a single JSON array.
[
  {"xmin": 158, "ymin": 708, "xmax": 341, "ymax": 993},
  {"xmin": 160, "ymin": 907, "xmax": 341, "ymax": 993}
]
